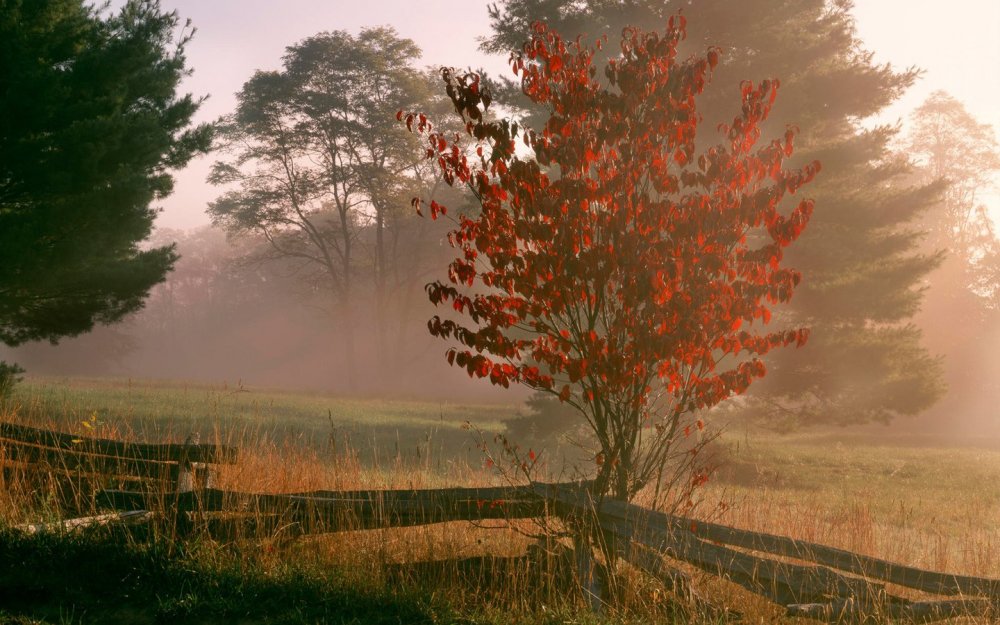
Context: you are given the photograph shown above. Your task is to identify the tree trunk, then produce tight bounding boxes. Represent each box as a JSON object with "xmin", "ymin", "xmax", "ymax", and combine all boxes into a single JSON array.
[
  {"xmin": 337, "ymin": 205, "xmax": 357, "ymax": 392},
  {"xmin": 373, "ymin": 207, "xmax": 388, "ymax": 383},
  {"xmin": 339, "ymin": 299, "xmax": 358, "ymax": 392}
]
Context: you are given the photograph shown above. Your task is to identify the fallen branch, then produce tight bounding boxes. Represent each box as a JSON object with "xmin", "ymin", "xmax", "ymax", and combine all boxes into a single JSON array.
[{"xmin": 17, "ymin": 510, "xmax": 151, "ymax": 535}]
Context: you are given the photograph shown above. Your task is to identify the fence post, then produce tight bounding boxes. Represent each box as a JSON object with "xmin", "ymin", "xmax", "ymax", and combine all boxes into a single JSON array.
[
  {"xmin": 171, "ymin": 432, "xmax": 202, "ymax": 538},
  {"xmin": 573, "ymin": 530, "xmax": 604, "ymax": 612}
]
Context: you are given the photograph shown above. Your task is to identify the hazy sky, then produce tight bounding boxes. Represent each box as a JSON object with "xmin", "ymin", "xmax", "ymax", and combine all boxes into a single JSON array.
[{"xmin": 150, "ymin": 0, "xmax": 1000, "ymax": 230}]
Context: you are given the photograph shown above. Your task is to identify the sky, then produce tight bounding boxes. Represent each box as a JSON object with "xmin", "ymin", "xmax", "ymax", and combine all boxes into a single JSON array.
[{"xmin": 149, "ymin": 0, "xmax": 1000, "ymax": 231}]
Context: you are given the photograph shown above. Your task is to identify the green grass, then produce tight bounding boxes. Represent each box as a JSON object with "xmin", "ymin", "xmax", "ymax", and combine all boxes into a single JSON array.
[
  {"xmin": 8, "ymin": 375, "xmax": 516, "ymax": 430},
  {"xmin": 7, "ymin": 376, "xmax": 1000, "ymax": 536},
  {"xmin": 0, "ymin": 528, "xmax": 460, "ymax": 625},
  {"xmin": 717, "ymin": 429, "xmax": 1000, "ymax": 525},
  {"xmin": 4, "ymin": 376, "xmax": 521, "ymax": 463}
]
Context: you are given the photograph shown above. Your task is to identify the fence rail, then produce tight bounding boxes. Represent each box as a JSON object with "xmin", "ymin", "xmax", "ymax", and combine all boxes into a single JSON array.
[
  {"xmin": 98, "ymin": 485, "xmax": 546, "ymax": 531},
  {"xmin": 0, "ymin": 422, "xmax": 237, "ymax": 463},
  {"xmin": 533, "ymin": 482, "xmax": 998, "ymax": 622}
]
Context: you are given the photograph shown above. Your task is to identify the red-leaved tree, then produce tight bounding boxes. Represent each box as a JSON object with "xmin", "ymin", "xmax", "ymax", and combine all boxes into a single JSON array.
[{"xmin": 400, "ymin": 18, "xmax": 819, "ymax": 502}]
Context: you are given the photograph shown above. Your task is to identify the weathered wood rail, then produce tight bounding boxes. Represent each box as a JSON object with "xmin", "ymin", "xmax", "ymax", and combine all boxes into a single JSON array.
[
  {"xmin": 98, "ymin": 484, "xmax": 546, "ymax": 532},
  {"xmin": 3, "ymin": 423, "xmax": 997, "ymax": 623},
  {"xmin": 534, "ymin": 482, "xmax": 998, "ymax": 623},
  {"xmin": 0, "ymin": 423, "xmax": 237, "ymax": 464},
  {"xmin": 0, "ymin": 421, "xmax": 237, "ymax": 518}
]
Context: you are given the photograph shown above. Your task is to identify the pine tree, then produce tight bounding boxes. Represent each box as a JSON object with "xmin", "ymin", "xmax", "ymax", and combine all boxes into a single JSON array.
[
  {"xmin": 485, "ymin": 0, "xmax": 945, "ymax": 424},
  {"xmin": 0, "ymin": 0, "xmax": 211, "ymax": 347}
]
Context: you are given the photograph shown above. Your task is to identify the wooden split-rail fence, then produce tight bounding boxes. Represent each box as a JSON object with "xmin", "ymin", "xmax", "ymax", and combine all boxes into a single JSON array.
[{"xmin": 2, "ymin": 422, "xmax": 997, "ymax": 623}]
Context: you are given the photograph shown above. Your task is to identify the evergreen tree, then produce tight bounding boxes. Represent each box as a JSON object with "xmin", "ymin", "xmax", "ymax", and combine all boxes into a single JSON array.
[
  {"xmin": 0, "ymin": 0, "xmax": 211, "ymax": 347},
  {"xmin": 485, "ymin": 0, "xmax": 945, "ymax": 424}
]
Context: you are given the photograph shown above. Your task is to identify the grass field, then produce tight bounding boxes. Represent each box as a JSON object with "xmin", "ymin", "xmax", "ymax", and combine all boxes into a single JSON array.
[
  {"xmin": 713, "ymin": 430, "xmax": 1000, "ymax": 578},
  {"xmin": 5, "ymin": 376, "xmax": 520, "ymax": 468},
  {"xmin": 1, "ymin": 376, "xmax": 999, "ymax": 624}
]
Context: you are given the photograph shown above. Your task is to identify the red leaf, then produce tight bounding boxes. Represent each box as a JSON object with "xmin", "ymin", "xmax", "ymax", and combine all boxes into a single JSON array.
[
  {"xmin": 416, "ymin": 19, "xmax": 815, "ymax": 488},
  {"xmin": 706, "ymin": 48, "xmax": 719, "ymax": 70},
  {"xmin": 558, "ymin": 385, "xmax": 571, "ymax": 402}
]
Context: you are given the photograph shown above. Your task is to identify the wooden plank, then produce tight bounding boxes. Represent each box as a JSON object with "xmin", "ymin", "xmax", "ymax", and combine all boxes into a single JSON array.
[
  {"xmin": 787, "ymin": 597, "xmax": 993, "ymax": 623},
  {"xmin": 673, "ymin": 512, "xmax": 1000, "ymax": 598},
  {"xmin": 622, "ymin": 541, "xmax": 692, "ymax": 592},
  {"xmin": 97, "ymin": 487, "xmax": 547, "ymax": 531},
  {"xmin": 629, "ymin": 519, "xmax": 877, "ymax": 604},
  {"xmin": 0, "ymin": 422, "xmax": 238, "ymax": 463},
  {"xmin": 625, "ymin": 541, "xmax": 742, "ymax": 622},
  {"xmin": 293, "ymin": 484, "xmax": 536, "ymax": 502},
  {"xmin": 535, "ymin": 482, "xmax": 879, "ymax": 605},
  {"xmin": 581, "ymin": 489, "xmax": 1000, "ymax": 600},
  {"xmin": 0, "ymin": 463, "xmax": 164, "ymax": 517},
  {"xmin": 0, "ymin": 440, "xmax": 180, "ymax": 481},
  {"xmin": 99, "ymin": 486, "xmax": 545, "ymax": 511}
]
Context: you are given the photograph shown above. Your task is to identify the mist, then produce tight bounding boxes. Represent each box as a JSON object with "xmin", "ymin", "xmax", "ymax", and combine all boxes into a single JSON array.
[
  {"xmin": 5, "ymin": 225, "xmax": 520, "ymax": 405},
  {"xmin": 911, "ymin": 256, "xmax": 1000, "ymax": 439},
  {"xmin": 9, "ymin": 208, "xmax": 1000, "ymax": 442}
]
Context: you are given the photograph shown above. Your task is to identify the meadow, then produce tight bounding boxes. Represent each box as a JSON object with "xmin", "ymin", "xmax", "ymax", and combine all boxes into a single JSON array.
[
  {"xmin": 6, "ymin": 376, "xmax": 518, "ymax": 470},
  {"xmin": 1, "ymin": 376, "xmax": 999, "ymax": 624}
]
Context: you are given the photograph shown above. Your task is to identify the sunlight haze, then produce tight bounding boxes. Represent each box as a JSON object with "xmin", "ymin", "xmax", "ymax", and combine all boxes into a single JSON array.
[{"xmin": 151, "ymin": 0, "xmax": 1000, "ymax": 231}]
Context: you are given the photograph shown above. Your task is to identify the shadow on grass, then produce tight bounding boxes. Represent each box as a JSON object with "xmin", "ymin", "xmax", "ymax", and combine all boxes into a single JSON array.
[{"xmin": 0, "ymin": 528, "xmax": 452, "ymax": 625}]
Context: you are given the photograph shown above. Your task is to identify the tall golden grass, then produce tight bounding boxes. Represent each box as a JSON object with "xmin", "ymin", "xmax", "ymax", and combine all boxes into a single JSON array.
[{"xmin": 1, "ymin": 392, "xmax": 999, "ymax": 623}]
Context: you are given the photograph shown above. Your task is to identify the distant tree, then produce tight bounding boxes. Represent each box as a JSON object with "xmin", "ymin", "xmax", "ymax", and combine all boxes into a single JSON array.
[
  {"xmin": 209, "ymin": 28, "xmax": 438, "ymax": 388},
  {"xmin": 906, "ymin": 91, "xmax": 1000, "ymax": 276},
  {"xmin": 905, "ymin": 93, "xmax": 1000, "ymax": 428},
  {"xmin": 906, "ymin": 92, "xmax": 1000, "ymax": 320},
  {"xmin": 976, "ymin": 235, "xmax": 1000, "ymax": 313},
  {"xmin": 0, "ymin": 0, "xmax": 211, "ymax": 348},
  {"xmin": 485, "ymin": 0, "xmax": 945, "ymax": 425},
  {"xmin": 403, "ymin": 20, "xmax": 817, "ymax": 502}
]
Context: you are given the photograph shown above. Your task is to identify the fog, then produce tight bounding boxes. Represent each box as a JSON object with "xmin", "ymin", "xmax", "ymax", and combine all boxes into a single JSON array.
[
  {"xmin": 911, "ymin": 256, "xmax": 1000, "ymax": 439},
  {"xmin": 9, "ymin": 209, "xmax": 1000, "ymax": 442},
  {"xmin": 6, "ymin": 226, "xmax": 520, "ymax": 404}
]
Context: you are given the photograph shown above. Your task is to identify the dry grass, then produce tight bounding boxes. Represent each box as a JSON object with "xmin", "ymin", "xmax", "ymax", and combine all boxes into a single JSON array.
[
  {"xmin": 1, "ymin": 378, "xmax": 999, "ymax": 623},
  {"xmin": 0, "ymin": 402, "xmax": 598, "ymax": 623},
  {"xmin": 710, "ymin": 434, "xmax": 1000, "ymax": 581}
]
